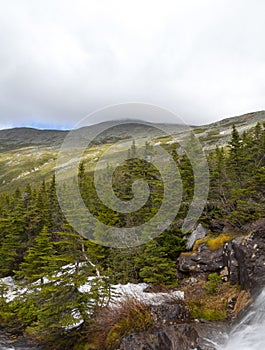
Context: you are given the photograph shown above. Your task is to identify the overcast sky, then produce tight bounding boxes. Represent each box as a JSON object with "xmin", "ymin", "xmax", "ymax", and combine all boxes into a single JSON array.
[{"xmin": 0, "ymin": 0, "xmax": 264, "ymax": 130}]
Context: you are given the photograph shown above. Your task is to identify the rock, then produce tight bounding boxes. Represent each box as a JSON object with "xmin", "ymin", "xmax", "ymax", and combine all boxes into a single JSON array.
[
  {"xmin": 119, "ymin": 324, "xmax": 206, "ymax": 350},
  {"xmin": 177, "ymin": 244, "xmax": 224, "ymax": 274},
  {"xmin": 223, "ymin": 241, "xmax": 239, "ymax": 285},
  {"xmin": 194, "ymin": 321, "xmax": 228, "ymax": 350},
  {"xmin": 184, "ymin": 277, "xmax": 198, "ymax": 286},
  {"xmin": 220, "ymin": 266, "xmax": 229, "ymax": 282},
  {"xmin": 178, "ymin": 218, "xmax": 265, "ymax": 294},
  {"xmin": 230, "ymin": 219, "xmax": 265, "ymax": 292},
  {"xmin": 185, "ymin": 224, "xmax": 207, "ymax": 250},
  {"xmin": 150, "ymin": 301, "xmax": 190, "ymax": 325},
  {"xmin": 227, "ymin": 296, "xmax": 237, "ymax": 310},
  {"xmin": 221, "ymin": 219, "xmax": 265, "ymax": 292}
]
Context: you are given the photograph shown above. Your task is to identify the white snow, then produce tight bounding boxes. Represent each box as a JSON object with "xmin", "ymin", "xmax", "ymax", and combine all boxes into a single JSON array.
[
  {"xmin": 110, "ymin": 282, "xmax": 184, "ymax": 305},
  {"xmin": 0, "ymin": 275, "xmax": 184, "ymax": 330},
  {"xmin": 1, "ymin": 276, "xmax": 184, "ymax": 306},
  {"xmin": 0, "ymin": 276, "xmax": 27, "ymax": 302}
]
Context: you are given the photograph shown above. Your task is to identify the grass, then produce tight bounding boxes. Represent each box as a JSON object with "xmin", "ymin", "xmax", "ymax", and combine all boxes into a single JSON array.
[
  {"xmin": 182, "ymin": 278, "xmax": 247, "ymax": 322},
  {"xmin": 87, "ymin": 295, "xmax": 153, "ymax": 350}
]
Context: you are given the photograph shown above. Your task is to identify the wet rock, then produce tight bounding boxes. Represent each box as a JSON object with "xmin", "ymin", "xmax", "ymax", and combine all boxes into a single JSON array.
[
  {"xmin": 194, "ymin": 321, "xmax": 228, "ymax": 350},
  {"xmin": 119, "ymin": 324, "xmax": 205, "ymax": 350}
]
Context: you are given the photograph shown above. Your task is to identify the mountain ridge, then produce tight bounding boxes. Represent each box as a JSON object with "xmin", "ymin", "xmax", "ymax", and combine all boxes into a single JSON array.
[{"xmin": 0, "ymin": 110, "xmax": 264, "ymax": 194}]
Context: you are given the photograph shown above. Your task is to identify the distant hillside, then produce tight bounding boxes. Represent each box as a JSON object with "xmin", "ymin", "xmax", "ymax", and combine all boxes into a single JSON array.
[
  {"xmin": 0, "ymin": 127, "xmax": 67, "ymax": 151},
  {"xmin": 0, "ymin": 111, "xmax": 264, "ymax": 194}
]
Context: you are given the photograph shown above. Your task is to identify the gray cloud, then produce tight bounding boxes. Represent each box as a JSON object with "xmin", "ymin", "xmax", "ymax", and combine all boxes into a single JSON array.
[{"xmin": 0, "ymin": 0, "xmax": 264, "ymax": 129}]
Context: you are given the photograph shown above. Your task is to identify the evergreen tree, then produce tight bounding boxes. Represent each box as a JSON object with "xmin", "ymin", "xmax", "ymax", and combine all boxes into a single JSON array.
[
  {"xmin": 227, "ymin": 124, "xmax": 244, "ymax": 186},
  {"xmin": 17, "ymin": 225, "xmax": 56, "ymax": 283},
  {"xmin": 138, "ymin": 239, "xmax": 177, "ymax": 286}
]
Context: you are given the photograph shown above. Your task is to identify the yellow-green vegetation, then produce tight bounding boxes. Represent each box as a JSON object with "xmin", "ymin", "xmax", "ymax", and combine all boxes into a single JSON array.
[
  {"xmin": 193, "ymin": 233, "xmax": 236, "ymax": 251},
  {"xmin": 188, "ymin": 300, "xmax": 226, "ymax": 321},
  {"xmin": 184, "ymin": 279, "xmax": 244, "ymax": 322},
  {"xmin": 207, "ymin": 233, "xmax": 236, "ymax": 251}
]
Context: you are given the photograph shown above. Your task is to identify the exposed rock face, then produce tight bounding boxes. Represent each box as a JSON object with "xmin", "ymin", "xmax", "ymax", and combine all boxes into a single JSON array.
[
  {"xmin": 119, "ymin": 324, "xmax": 207, "ymax": 350},
  {"xmin": 118, "ymin": 298, "xmax": 219, "ymax": 350},
  {"xmin": 227, "ymin": 220, "xmax": 265, "ymax": 292},
  {"xmin": 178, "ymin": 219, "xmax": 265, "ymax": 294},
  {"xmin": 185, "ymin": 224, "xmax": 207, "ymax": 250},
  {"xmin": 177, "ymin": 244, "xmax": 224, "ymax": 274},
  {"xmin": 118, "ymin": 301, "xmax": 213, "ymax": 350},
  {"xmin": 150, "ymin": 301, "xmax": 190, "ymax": 325}
]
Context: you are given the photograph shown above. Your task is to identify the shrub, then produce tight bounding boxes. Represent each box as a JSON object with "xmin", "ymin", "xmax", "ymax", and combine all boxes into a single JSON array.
[{"xmin": 204, "ymin": 273, "xmax": 222, "ymax": 295}]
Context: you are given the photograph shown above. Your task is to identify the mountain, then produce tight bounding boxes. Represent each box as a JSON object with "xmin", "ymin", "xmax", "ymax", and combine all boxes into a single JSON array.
[{"xmin": 0, "ymin": 110, "xmax": 264, "ymax": 194}]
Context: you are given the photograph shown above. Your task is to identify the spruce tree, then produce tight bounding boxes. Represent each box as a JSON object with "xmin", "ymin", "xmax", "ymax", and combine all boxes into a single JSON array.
[{"xmin": 17, "ymin": 225, "xmax": 56, "ymax": 283}]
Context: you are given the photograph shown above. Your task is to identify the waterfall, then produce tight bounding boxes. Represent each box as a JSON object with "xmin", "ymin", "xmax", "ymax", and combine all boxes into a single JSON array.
[{"xmin": 217, "ymin": 287, "xmax": 265, "ymax": 350}]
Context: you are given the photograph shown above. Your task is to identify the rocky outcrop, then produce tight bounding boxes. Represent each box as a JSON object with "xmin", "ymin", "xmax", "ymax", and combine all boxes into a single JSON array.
[
  {"xmin": 119, "ymin": 324, "xmax": 211, "ymax": 350},
  {"xmin": 227, "ymin": 220, "xmax": 265, "ymax": 292},
  {"xmin": 118, "ymin": 300, "xmax": 215, "ymax": 350},
  {"xmin": 177, "ymin": 218, "xmax": 265, "ymax": 294},
  {"xmin": 119, "ymin": 220, "xmax": 265, "ymax": 350},
  {"xmin": 177, "ymin": 244, "xmax": 224, "ymax": 274}
]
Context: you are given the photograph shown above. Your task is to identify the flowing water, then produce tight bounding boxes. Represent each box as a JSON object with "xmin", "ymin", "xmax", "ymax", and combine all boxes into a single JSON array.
[{"xmin": 216, "ymin": 287, "xmax": 265, "ymax": 350}]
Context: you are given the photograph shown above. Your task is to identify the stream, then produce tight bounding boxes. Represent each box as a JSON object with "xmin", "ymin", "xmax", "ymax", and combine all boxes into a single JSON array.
[{"xmin": 215, "ymin": 287, "xmax": 265, "ymax": 350}]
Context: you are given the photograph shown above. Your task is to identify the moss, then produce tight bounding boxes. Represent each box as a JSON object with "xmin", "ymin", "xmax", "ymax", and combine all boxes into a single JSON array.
[
  {"xmin": 183, "ymin": 279, "xmax": 246, "ymax": 323},
  {"xmin": 206, "ymin": 233, "xmax": 235, "ymax": 251},
  {"xmin": 193, "ymin": 233, "xmax": 236, "ymax": 251},
  {"xmin": 188, "ymin": 300, "xmax": 226, "ymax": 321},
  {"xmin": 192, "ymin": 237, "xmax": 209, "ymax": 251}
]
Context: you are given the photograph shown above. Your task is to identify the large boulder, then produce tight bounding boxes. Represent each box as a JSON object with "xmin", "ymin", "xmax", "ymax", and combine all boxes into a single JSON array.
[
  {"xmin": 150, "ymin": 300, "xmax": 190, "ymax": 325},
  {"xmin": 177, "ymin": 244, "xmax": 224, "ymax": 274}
]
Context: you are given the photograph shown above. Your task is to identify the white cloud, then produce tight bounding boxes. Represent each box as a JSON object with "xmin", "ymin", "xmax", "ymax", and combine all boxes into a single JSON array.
[{"xmin": 0, "ymin": 0, "xmax": 264, "ymax": 128}]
